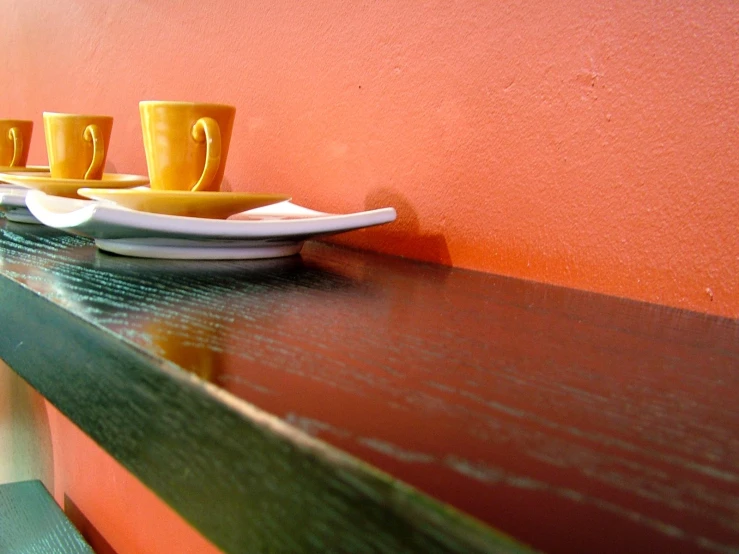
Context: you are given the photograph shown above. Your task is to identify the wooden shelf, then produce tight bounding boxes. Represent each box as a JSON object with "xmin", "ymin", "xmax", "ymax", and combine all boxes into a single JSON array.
[{"xmin": 1, "ymin": 218, "xmax": 737, "ymax": 554}]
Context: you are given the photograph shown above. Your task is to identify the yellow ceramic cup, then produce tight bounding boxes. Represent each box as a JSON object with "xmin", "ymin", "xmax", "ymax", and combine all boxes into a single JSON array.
[
  {"xmin": 139, "ymin": 101, "xmax": 236, "ymax": 192},
  {"xmin": 0, "ymin": 120, "xmax": 34, "ymax": 168},
  {"xmin": 43, "ymin": 113, "xmax": 113, "ymax": 180}
]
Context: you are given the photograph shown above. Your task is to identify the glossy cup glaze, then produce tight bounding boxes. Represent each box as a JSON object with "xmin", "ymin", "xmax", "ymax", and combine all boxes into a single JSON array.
[
  {"xmin": 43, "ymin": 113, "xmax": 113, "ymax": 180},
  {"xmin": 0, "ymin": 119, "xmax": 34, "ymax": 168},
  {"xmin": 139, "ymin": 101, "xmax": 236, "ymax": 192}
]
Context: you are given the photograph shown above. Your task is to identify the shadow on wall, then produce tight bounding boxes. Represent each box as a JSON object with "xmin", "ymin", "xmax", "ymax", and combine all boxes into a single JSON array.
[
  {"xmin": 328, "ymin": 188, "xmax": 452, "ymax": 266},
  {"xmin": 104, "ymin": 160, "xmax": 118, "ymax": 174},
  {"xmin": 65, "ymin": 495, "xmax": 120, "ymax": 554}
]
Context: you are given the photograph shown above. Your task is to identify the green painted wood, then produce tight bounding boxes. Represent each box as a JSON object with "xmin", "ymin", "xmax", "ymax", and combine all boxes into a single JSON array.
[
  {"xmin": 0, "ymin": 219, "xmax": 738, "ymax": 553},
  {"xmin": 0, "ymin": 222, "xmax": 532, "ymax": 554},
  {"xmin": 0, "ymin": 480, "xmax": 94, "ymax": 553}
]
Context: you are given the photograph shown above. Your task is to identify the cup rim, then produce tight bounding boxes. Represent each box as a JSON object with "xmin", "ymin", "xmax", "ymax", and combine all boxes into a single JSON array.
[
  {"xmin": 0, "ymin": 119, "xmax": 33, "ymax": 124},
  {"xmin": 43, "ymin": 112, "xmax": 114, "ymax": 120},
  {"xmin": 139, "ymin": 101, "xmax": 236, "ymax": 110}
]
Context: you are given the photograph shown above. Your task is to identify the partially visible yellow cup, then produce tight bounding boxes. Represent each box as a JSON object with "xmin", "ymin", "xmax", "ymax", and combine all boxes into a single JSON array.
[
  {"xmin": 43, "ymin": 112, "xmax": 113, "ymax": 180},
  {"xmin": 0, "ymin": 119, "xmax": 33, "ymax": 168},
  {"xmin": 139, "ymin": 101, "xmax": 236, "ymax": 192}
]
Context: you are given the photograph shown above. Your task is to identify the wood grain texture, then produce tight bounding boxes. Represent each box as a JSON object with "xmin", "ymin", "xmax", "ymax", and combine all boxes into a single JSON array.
[
  {"xmin": 0, "ymin": 219, "xmax": 738, "ymax": 553},
  {"xmin": 0, "ymin": 479, "xmax": 94, "ymax": 553},
  {"xmin": 0, "ymin": 221, "xmax": 530, "ymax": 554}
]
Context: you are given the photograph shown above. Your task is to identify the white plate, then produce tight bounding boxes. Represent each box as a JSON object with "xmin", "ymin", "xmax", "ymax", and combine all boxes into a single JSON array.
[
  {"xmin": 0, "ymin": 186, "xmax": 39, "ymax": 224},
  {"xmin": 24, "ymin": 190, "xmax": 397, "ymax": 260}
]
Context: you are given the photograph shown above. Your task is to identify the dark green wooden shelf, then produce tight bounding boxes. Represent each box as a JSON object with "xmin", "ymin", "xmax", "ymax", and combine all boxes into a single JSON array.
[
  {"xmin": 0, "ymin": 480, "xmax": 94, "ymax": 553},
  {"xmin": 1, "ymin": 218, "xmax": 737, "ymax": 554}
]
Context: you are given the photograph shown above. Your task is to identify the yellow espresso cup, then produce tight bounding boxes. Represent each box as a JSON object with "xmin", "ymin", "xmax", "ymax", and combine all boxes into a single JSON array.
[
  {"xmin": 43, "ymin": 113, "xmax": 113, "ymax": 180},
  {"xmin": 139, "ymin": 101, "xmax": 236, "ymax": 192},
  {"xmin": 0, "ymin": 119, "xmax": 33, "ymax": 168}
]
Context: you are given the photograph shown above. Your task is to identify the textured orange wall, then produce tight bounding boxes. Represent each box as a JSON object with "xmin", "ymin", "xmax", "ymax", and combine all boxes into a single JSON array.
[{"xmin": 0, "ymin": 0, "xmax": 736, "ymax": 316}]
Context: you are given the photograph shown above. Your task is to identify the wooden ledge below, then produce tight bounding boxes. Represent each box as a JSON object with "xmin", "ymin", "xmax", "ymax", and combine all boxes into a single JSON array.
[{"xmin": 1, "ymin": 218, "xmax": 737, "ymax": 554}]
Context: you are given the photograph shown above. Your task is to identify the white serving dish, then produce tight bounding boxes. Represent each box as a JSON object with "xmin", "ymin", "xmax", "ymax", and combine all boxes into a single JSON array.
[{"xmin": 24, "ymin": 190, "xmax": 396, "ymax": 260}]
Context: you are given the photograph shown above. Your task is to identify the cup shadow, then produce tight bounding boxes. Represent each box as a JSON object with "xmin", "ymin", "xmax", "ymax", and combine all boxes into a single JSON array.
[
  {"xmin": 326, "ymin": 187, "xmax": 452, "ymax": 268},
  {"xmin": 104, "ymin": 160, "xmax": 118, "ymax": 174},
  {"xmin": 64, "ymin": 495, "xmax": 119, "ymax": 554}
]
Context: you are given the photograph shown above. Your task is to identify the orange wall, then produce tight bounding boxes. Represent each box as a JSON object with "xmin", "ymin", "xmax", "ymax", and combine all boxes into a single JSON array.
[{"xmin": 1, "ymin": 0, "xmax": 736, "ymax": 316}]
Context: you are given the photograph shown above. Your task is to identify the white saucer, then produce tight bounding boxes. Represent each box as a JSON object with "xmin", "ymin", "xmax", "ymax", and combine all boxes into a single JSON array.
[
  {"xmin": 0, "ymin": 187, "xmax": 39, "ymax": 224},
  {"xmin": 94, "ymin": 239, "xmax": 304, "ymax": 260},
  {"xmin": 92, "ymin": 250, "xmax": 304, "ymax": 274},
  {"xmin": 24, "ymin": 190, "xmax": 397, "ymax": 260}
]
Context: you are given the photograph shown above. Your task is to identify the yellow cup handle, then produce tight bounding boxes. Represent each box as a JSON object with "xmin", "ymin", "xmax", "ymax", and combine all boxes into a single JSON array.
[
  {"xmin": 8, "ymin": 127, "xmax": 23, "ymax": 167},
  {"xmin": 83, "ymin": 124, "xmax": 104, "ymax": 180},
  {"xmin": 191, "ymin": 117, "xmax": 221, "ymax": 192}
]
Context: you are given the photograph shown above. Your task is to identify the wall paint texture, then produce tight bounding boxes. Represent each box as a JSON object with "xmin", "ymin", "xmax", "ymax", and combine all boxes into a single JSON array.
[{"xmin": 0, "ymin": 0, "xmax": 736, "ymax": 316}]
